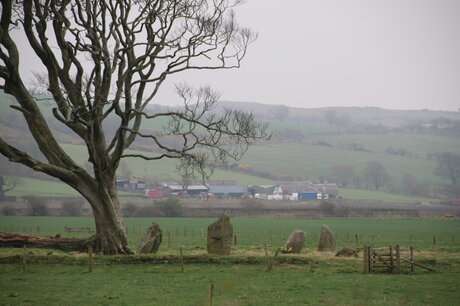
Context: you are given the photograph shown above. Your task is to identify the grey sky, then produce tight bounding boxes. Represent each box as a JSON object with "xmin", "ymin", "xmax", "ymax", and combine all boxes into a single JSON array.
[
  {"xmin": 13, "ymin": 0, "xmax": 460, "ymax": 111},
  {"xmin": 157, "ymin": 0, "xmax": 460, "ymax": 111}
]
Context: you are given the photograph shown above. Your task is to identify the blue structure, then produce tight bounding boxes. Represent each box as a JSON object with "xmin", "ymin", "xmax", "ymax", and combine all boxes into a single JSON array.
[{"xmin": 298, "ymin": 192, "xmax": 318, "ymax": 201}]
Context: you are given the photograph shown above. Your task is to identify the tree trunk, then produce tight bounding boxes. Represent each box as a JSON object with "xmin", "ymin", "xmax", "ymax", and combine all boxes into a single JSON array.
[
  {"xmin": 0, "ymin": 232, "xmax": 87, "ymax": 252},
  {"xmin": 83, "ymin": 183, "xmax": 132, "ymax": 255}
]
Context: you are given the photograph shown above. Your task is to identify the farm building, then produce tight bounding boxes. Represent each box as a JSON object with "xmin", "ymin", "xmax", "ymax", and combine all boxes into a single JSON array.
[
  {"xmin": 250, "ymin": 181, "xmax": 339, "ymax": 201},
  {"xmin": 116, "ymin": 177, "xmax": 146, "ymax": 192},
  {"xmin": 161, "ymin": 182, "xmax": 208, "ymax": 197},
  {"xmin": 144, "ymin": 188, "xmax": 166, "ymax": 199},
  {"xmin": 248, "ymin": 185, "xmax": 276, "ymax": 199},
  {"xmin": 208, "ymin": 185, "xmax": 248, "ymax": 198}
]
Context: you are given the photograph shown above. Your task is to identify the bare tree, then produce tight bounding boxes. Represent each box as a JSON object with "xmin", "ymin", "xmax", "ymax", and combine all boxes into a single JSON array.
[
  {"xmin": 0, "ymin": 0, "xmax": 268, "ymax": 254},
  {"xmin": 363, "ymin": 161, "xmax": 389, "ymax": 190},
  {"xmin": 434, "ymin": 152, "xmax": 460, "ymax": 185},
  {"xmin": 0, "ymin": 175, "xmax": 20, "ymax": 199},
  {"xmin": 330, "ymin": 164, "xmax": 354, "ymax": 187}
]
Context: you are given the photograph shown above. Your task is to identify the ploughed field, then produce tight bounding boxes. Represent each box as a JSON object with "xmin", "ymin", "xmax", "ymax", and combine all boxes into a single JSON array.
[
  {"xmin": 1, "ymin": 216, "xmax": 460, "ymax": 252},
  {"xmin": 1, "ymin": 217, "xmax": 460, "ymax": 305}
]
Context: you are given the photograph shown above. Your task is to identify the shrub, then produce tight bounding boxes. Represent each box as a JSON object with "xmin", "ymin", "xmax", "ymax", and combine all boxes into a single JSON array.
[
  {"xmin": 134, "ymin": 206, "xmax": 160, "ymax": 217},
  {"xmin": 319, "ymin": 201, "xmax": 336, "ymax": 216},
  {"xmin": 61, "ymin": 198, "xmax": 84, "ymax": 216},
  {"xmin": 155, "ymin": 198, "xmax": 183, "ymax": 217},
  {"xmin": 240, "ymin": 198, "xmax": 264, "ymax": 210},
  {"xmin": 122, "ymin": 202, "xmax": 138, "ymax": 217},
  {"xmin": 1, "ymin": 205, "xmax": 16, "ymax": 216},
  {"xmin": 23, "ymin": 195, "xmax": 48, "ymax": 216}
]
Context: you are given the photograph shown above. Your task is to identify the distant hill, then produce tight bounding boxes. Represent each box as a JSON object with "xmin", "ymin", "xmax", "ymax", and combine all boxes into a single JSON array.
[{"xmin": 1, "ymin": 91, "xmax": 460, "ymax": 198}]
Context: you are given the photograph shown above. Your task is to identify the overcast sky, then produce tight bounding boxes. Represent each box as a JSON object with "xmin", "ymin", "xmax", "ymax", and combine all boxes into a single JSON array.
[
  {"xmin": 13, "ymin": 0, "xmax": 460, "ymax": 111},
  {"xmin": 157, "ymin": 0, "xmax": 460, "ymax": 111}
]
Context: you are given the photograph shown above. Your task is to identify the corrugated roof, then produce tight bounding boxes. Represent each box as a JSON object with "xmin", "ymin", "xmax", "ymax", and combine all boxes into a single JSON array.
[{"xmin": 208, "ymin": 185, "xmax": 248, "ymax": 194}]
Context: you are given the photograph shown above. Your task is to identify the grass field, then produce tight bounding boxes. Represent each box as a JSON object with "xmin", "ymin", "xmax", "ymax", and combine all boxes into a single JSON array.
[
  {"xmin": 1, "ymin": 261, "xmax": 460, "ymax": 306},
  {"xmin": 238, "ymin": 141, "xmax": 445, "ymax": 185},
  {"xmin": 1, "ymin": 217, "xmax": 460, "ymax": 305},
  {"xmin": 1, "ymin": 216, "xmax": 459, "ymax": 252},
  {"xmin": 337, "ymin": 188, "xmax": 433, "ymax": 203}
]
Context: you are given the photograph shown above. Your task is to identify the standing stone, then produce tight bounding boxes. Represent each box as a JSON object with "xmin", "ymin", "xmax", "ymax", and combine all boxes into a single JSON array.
[
  {"xmin": 207, "ymin": 215, "xmax": 233, "ymax": 255},
  {"xmin": 335, "ymin": 247, "xmax": 358, "ymax": 257},
  {"xmin": 283, "ymin": 230, "xmax": 305, "ymax": 254},
  {"xmin": 317, "ymin": 225, "xmax": 336, "ymax": 252},
  {"xmin": 138, "ymin": 223, "xmax": 162, "ymax": 254}
]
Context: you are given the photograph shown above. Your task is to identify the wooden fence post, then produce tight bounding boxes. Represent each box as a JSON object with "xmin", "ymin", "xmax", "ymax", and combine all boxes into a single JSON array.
[
  {"xmin": 409, "ymin": 246, "xmax": 415, "ymax": 273},
  {"xmin": 395, "ymin": 245, "xmax": 400, "ymax": 274},
  {"xmin": 88, "ymin": 246, "xmax": 93, "ymax": 272},
  {"xmin": 432, "ymin": 236, "xmax": 436, "ymax": 247},
  {"xmin": 368, "ymin": 246, "xmax": 373, "ymax": 273},
  {"xmin": 22, "ymin": 245, "xmax": 27, "ymax": 272},
  {"xmin": 233, "ymin": 233, "xmax": 237, "ymax": 246},
  {"xmin": 167, "ymin": 231, "xmax": 171, "ymax": 249},
  {"xmin": 389, "ymin": 245, "xmax": 394, "ymax": 273},
  {"xmin": 363, "ymin": 245, "xmax": 369, "ymax": 274},
  {"xmin": 355, "ymin": 234, "xmax": 359, "ymax": 246},
  {"xmin": 179, "ymin": 247, "xmax": 184, "ymax": 273},
  {"xmin": 208, "ymin": 282, "xmax": 214, "ymax": 306},
  {"xmin": 264, "ymin": 244, "xmax": 272, "ymax": 272}
]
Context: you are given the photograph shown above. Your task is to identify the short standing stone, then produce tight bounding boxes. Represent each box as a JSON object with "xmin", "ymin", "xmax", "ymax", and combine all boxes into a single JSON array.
[
  {"xmin": 317, "ymin": 225, "xmax": 336, "ymax": 252},
  {"xmin": 283, "ymin": 230, "xmax": 305, "ymax": 254},
  {"xmin": 207, "ymin": 215, "xmax": 233, "ymax": 255},
  {"xmin": 138, "ymin": 223, "xmax": 162, "ymax": 254},
  {"xmin": 335, "ymin": 247, "xmax": 358, "ymax": 257}
]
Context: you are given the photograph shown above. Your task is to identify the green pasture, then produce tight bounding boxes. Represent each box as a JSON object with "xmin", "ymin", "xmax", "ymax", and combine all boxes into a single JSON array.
[
  {"xmin": 239, "ymin": 142, "xmax": 443, "ymax": 185},
  {"xmin": 59, "ymin": 143, "xmax": 273, "ymax": 185},
  {"xmin": 1, "ymin": 261, "xmax": 460, "ymax": 306},
  {"xmin": 338, "ymin": 188, "xmax": 433, "ymax": 203},
  {"xmin": 1, "ymin": 217, "xmax": 459, "ymax": 252}
]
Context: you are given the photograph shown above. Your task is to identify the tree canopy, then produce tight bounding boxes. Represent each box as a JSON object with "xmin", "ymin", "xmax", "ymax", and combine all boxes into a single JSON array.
[{"xmin": 0, "ymin": 0, "xmax": 268, "ymax": 254}]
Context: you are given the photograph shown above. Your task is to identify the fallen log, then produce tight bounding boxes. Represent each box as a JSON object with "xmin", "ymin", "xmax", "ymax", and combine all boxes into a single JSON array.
[{"xmin": 0, "ymin": 232, "xmax": 89, "ymax": 252}]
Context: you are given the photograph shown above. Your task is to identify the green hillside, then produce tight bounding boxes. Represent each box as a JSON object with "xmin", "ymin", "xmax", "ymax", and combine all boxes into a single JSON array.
[{"xmin": 1, "ymin": 91, "xmax": 460, "ymax": 200}]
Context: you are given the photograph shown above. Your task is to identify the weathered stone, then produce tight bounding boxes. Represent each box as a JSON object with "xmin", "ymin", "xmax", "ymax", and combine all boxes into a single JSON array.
[
  {"xmin": 283, "ymin": 230, "xmax": 305, "ymax": 254},
  {"xmin": 317, "ymin": 225, "xmax": 336, "ymax": 252},
  {"xmin": 207, "ymin": 215, "xmax": 233, "ymax": 255},
  {"xmin": 335, "ymin": 247, "xmax": 358, "ymax": 257},
  {"xmin": 138, "ymin": 223, "xmax": 162, "ymax": 254}
]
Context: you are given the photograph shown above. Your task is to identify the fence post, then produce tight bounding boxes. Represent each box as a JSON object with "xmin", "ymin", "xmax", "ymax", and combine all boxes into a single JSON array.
[
  {"xmin": 395, "ymin": 245, "xmax": 400, "ymax": 274},
  {"xmin": 409, "ymin": 246, "xmax": 415, "ymax": 273},
  {"xmin": 264, "ymin": 244, "xmax": 272, "ymax": 272},
  {"xmin": 179, "ymin": 247, "xmax": 184, "ymax": 273},
  {"xmin": 368, "ymin": 246, "xmax": 373, "ymax": 273},
  {"xmin": 389, "ymin": 245, "xmax": 394, "ymax": 273},
  {"xmin": 208, "ymin": 282, "xmax": 214, "ymax": 306},
  {"xmin": 88, "ymin": 245, "xmax": 93, "ymax": 272},
  {"xmin": 22, "ymin": 245, "xmax": 27, "ymax": 272},
  {"xmin": 167, "ymin": 231, "xmax": 171, "ymax": 249},
  {"xmin": 355, "ymin": 234, "xmax": 359, "ymax": 247},
  {"xmin": 432, "ymin": 236, "xmax": 436, "ymax": 247},
  {"xmin": 233, "ymin": 233, "xmax": 237, "ymax": 246},
  {"xmin": 363, "ymin": 245, "xmax": 369, "ymax": 274}
]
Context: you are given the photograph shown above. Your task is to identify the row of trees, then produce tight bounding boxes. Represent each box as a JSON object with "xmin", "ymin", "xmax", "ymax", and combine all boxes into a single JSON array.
[{"xmin": 330, "ymin": 152, "xmax": 460, "ymax": 197}]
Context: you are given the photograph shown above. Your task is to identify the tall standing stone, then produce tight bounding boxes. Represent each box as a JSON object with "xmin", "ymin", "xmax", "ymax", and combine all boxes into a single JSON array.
[
  {"xmin": 207, "ymin": 215, "xmax": 233, "ymax": 255},
  {"xmin": 138, "ymin": 223, "xmax": 162, "ymax": 254},
  {"xmin": 317, "ymin": 225, "xmax": 336, "ymax": 252},
  {"xmin": 283, "ymin": 230, "xmax": 305, "ymax": 254}
]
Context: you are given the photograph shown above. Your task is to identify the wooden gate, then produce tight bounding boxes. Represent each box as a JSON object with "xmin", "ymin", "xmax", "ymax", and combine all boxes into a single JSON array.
[{"xmin": 363, "ymin": 245, "xmax": 433, "ymax": 274}]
